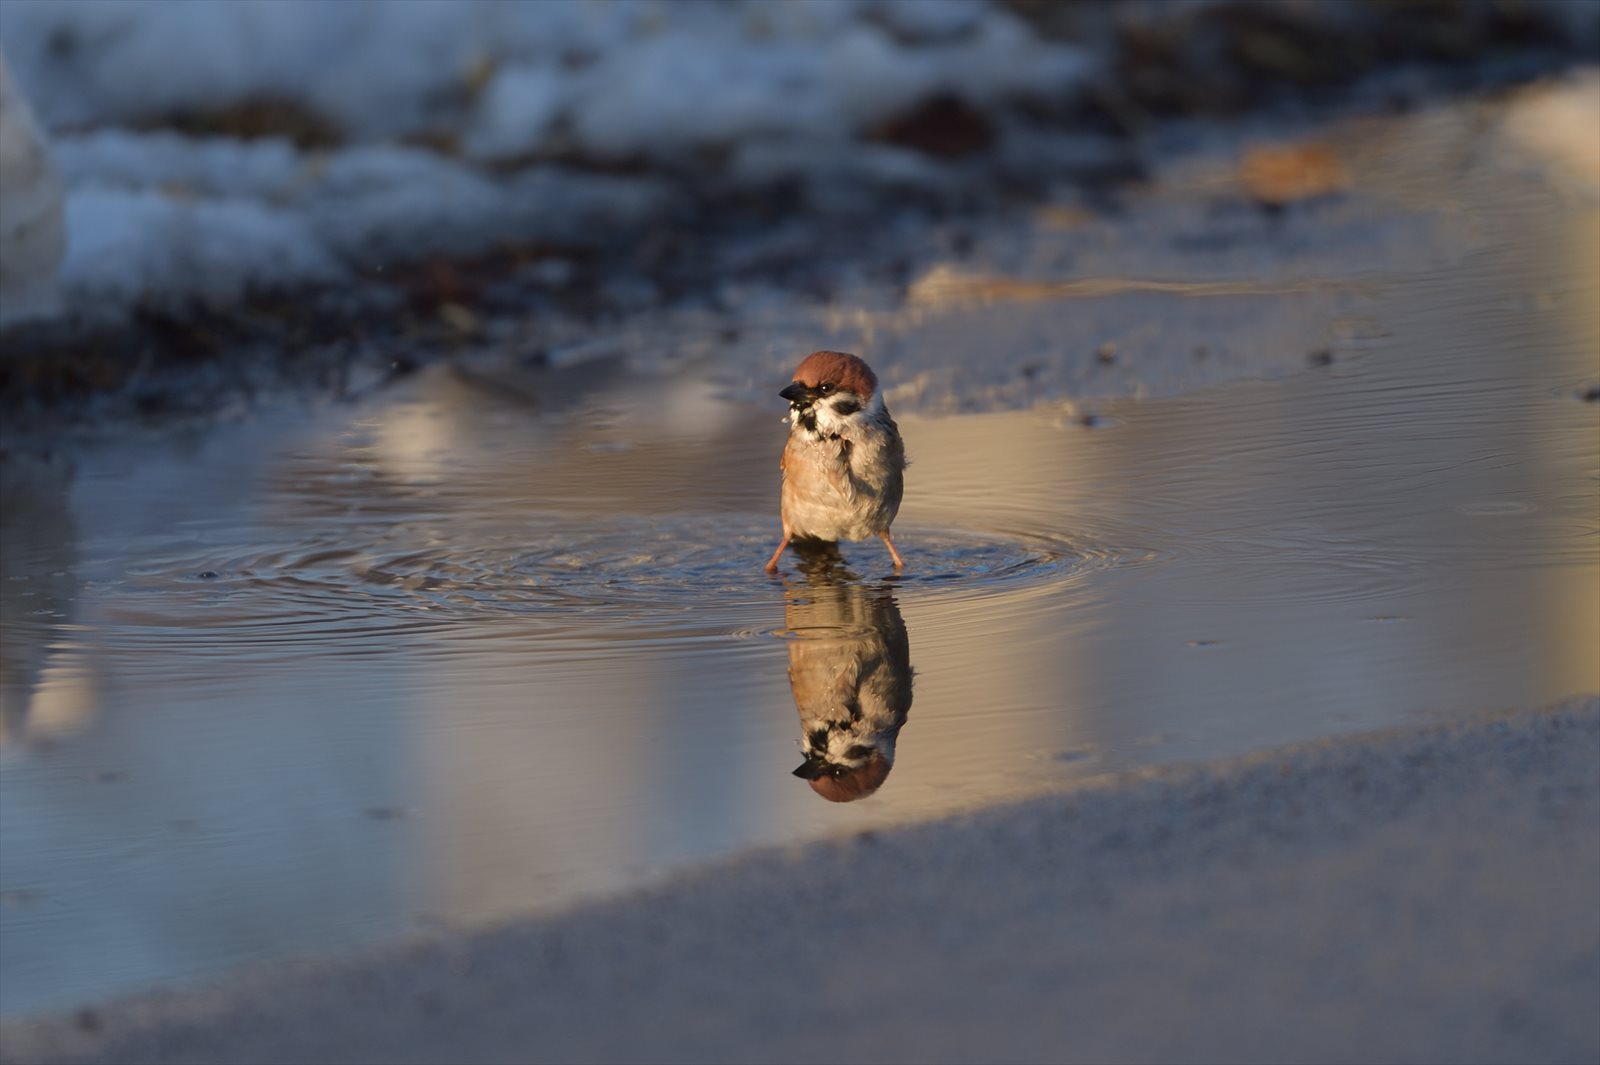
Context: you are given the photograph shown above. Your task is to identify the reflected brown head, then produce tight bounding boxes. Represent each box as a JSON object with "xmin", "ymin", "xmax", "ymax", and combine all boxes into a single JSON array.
[
  {"xmin": 805, "ymin": 752, "xmax": 892, "ymax": 803},
  {"xmin": 790, "ymin": 351, "xmax": 878, "ymax": 402}
]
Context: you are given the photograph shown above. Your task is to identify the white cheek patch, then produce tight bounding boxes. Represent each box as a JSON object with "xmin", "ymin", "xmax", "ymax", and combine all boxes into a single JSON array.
[{"xmin": 811, "ymin": 395, "xmax": 867, "ymax": 434}]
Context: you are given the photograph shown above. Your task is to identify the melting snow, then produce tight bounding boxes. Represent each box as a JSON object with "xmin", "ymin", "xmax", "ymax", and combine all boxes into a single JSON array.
[{"xmin": 0, "ymin": 0, "xmax": 1092, "ymax": 320}]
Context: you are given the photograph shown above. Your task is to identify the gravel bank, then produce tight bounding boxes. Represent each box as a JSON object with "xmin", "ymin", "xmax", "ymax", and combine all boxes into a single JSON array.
[{"xmin": 3, "ymin": 697, "xmax": 1595, "ymax": 1065}]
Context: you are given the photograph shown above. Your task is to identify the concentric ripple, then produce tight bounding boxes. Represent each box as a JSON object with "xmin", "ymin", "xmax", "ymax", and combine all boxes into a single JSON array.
[{"xmin": 97, "ymin": 512, "xmax": 1108, "ymax": 655}]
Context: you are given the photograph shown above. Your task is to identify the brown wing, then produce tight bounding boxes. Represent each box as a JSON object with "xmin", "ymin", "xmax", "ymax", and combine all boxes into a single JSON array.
[{"xmin": 881, "ymin": 413, "xmax": 906, "ymax": 514}]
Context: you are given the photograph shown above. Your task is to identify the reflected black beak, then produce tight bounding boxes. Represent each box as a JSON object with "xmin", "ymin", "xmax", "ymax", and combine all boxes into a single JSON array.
[
  {"xmin": 780, "ymin": 382, "xmax": 818, "ymax": 404},
  {"xmin": 793, "ymin": 754, "xmax": 831, "ymax": 780}
]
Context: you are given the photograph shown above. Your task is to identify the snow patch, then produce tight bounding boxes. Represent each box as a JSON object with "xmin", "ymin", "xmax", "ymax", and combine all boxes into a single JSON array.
[
  {"xmin": 62, "ymin": 188, "xmax": 342, "ymax": 308},
  {"xmin": 465, "ymin": 64, "xmax": 568, "ymax": 161},
  {"xmin": 0, "ymin": 52, "xmax": 64, "ymax": 323},
  {"xmin": 0, "ymin": 1, "xmax": 1093, "ymax": 317}
]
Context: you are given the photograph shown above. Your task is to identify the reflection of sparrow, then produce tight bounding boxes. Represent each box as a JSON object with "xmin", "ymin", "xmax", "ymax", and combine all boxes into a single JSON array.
[
  {"xmin": 765, "ymin": 351, "xmax": 906, "ymax": 573},
  {"xmin": 784, "ymin": 553, "xmax": 913, "ymax": 802}
]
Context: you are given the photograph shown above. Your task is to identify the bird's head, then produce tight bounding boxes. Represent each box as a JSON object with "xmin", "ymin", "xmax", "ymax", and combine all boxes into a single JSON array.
[
  {"xmin": 792, "ymin": 744, "xmax": 893, "ymax": 803},
  {"xmin": 780, "ymin": 351, "xmax": 882, "ymax": 435}
]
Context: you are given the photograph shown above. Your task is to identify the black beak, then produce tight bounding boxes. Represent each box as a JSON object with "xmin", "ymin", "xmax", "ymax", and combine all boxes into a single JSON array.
[
  {"xmin": 793, "ymin": 754, "xmax": 832, "ymax": 780},
  {"xmin": 780, "ymin": 382, "xmax": 818, "ymax": 404}
]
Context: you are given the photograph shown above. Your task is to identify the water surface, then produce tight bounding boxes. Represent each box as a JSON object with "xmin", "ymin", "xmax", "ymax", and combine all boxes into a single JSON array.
[{"xmin": 2, "ymin": 98, "xmax": 1597, "ymax": 1019}]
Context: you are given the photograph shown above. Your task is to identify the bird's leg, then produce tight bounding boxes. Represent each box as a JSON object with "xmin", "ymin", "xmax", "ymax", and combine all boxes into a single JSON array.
[
  {"xmin": 764, "ymin": 533, "xmax": 792, "ymax": 573},
  {"xmin": 878, "ymin": 531, "xmax": 905, "ymax": 570}
]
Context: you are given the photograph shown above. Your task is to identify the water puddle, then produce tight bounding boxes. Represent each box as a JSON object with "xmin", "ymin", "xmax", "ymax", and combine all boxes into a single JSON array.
[{"xmin": 3, "ymin": 94, "xmax": 1598, "ymax": 1018}]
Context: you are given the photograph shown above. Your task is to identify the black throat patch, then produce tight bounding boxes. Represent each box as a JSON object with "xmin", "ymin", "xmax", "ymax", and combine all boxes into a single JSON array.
[{"xmin": 793, "ymin": 406, "xmax": 846, "ymax": 443}]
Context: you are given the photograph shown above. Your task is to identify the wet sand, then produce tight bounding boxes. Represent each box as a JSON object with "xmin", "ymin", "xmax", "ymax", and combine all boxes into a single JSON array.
[{"xmin": 3, "ymin": 696, "xmax": 1594, "ymax": 1065}]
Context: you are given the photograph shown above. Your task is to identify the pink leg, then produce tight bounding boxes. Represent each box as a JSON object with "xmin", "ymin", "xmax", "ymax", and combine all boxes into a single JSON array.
[
  {"xmin": 879, "ymin": 531, "xmax": 905, "ymax": 570},
  {"xmin": 764, "ymin": 535, "xmax": 792, "ymax": 573}
]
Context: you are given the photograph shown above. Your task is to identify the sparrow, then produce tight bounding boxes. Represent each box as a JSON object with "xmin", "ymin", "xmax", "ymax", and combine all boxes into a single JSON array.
[
  {"xmin": 783, "ymin": 552, "xmax": 914, "ymax": 802},
  {"xmin": 764, "ymin": 351, "xmax": 907, "ymax": 573}
]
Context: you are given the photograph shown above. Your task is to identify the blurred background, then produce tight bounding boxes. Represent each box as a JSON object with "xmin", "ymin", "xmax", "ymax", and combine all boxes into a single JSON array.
[
  {"xmin": 1, "ymin": 0, "xmax": 1596, "ymax": 398},
  {"xmin": 0, "ymin": 0, "xmax": 1597, "ymax": 1029}
]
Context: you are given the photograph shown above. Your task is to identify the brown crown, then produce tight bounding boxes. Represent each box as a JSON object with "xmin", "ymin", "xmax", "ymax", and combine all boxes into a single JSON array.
[
  {"xmin": 806, "ymin": 752, "xmax": 892, "ymax": 803},
  {"xmin": 790, "ymin": 350, "xmax": 878, "ymax": 401}
]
